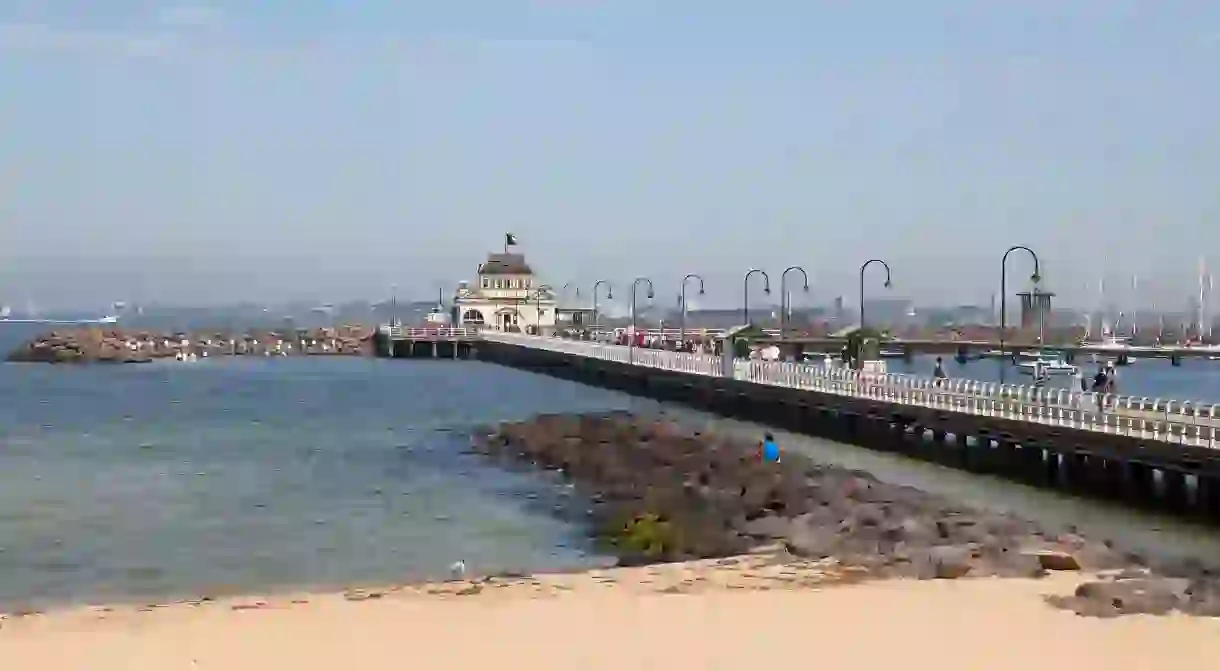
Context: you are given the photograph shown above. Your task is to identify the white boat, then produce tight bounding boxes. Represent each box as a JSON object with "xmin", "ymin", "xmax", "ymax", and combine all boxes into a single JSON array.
[
  {"xmin": 424, "ymin": 305, "xmax": 451, "ymax": 325},
  {"xmin": 1090, "ymin": 353, "xmax": 1137, "ymax": 366},
  {"xmin": 1017, "ymin": 356, "xmax": 1078, "ymax": 376}
]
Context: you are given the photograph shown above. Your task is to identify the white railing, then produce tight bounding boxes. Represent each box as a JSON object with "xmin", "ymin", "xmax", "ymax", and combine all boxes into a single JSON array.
[
  {"xmin": 482, "ymin": 331, "xmax": 1220, "ymax": 448},
  {"xmin": 382, "ymin": 326, "xmax": 480, "ymax": 339},
  {"xmin": 484, "ymin": 331, "xmax": 721, "ymax": 375}
]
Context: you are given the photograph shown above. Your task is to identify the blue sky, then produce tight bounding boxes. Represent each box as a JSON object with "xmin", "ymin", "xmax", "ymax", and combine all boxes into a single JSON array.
[{"xmin": 2, "ymin": 1, "xmax": 1218, "ymax": 310}]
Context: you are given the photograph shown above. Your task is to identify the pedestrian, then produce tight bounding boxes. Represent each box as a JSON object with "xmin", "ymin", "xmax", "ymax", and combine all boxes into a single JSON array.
[
  {"xmin": 761, "ymin": 432, "xmax": 781, "ymax": 464},
  {"xmin": 933, "ymin": 356, "xmax": 947, "ymax": 385},
  {"xmin": 1091, "ymin": 364, "xmax": 1108, "ymax": 411}
]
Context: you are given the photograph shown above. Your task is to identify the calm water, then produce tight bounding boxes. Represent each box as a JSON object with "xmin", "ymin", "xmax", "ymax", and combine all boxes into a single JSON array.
[
  {"xmin": 3, "ymin": 322, "xmax": 1220, "ymax": 610},
  {"xmin": 0, "ymin": 324, "xmax": 646, "ymax": 609}
]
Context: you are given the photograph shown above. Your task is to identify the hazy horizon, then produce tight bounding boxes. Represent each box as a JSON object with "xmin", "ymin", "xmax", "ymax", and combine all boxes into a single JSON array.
[{"xmin": 3, "ymin": 1, "xmax": 1218, "ymax": 311}]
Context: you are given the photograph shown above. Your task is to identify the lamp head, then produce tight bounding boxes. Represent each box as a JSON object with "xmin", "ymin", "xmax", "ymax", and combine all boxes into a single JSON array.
[
  {"xmin": 763, "ymin": 286, "xmax": 771, "ymax": 295},
  {"xmin": 606, "ymin": 290, "xmax": 613, "ymax": 300},
  {"xmin": 883, "ymin": 279, "xmax": 892, "ymax": 289},
  {"xmin": 1030, "ymin": 272, "xmax": 1041, "ymax": 284},
  {"xmin": 698, "ymin": 287, "xmax": 705, "ymax": 295},
  {"xmin": 647, "ymin": 290, "xmax": 655, "ymax": 300}
]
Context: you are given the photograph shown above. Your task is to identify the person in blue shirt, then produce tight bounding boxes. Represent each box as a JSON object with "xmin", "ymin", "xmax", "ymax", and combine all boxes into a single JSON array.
[{"xmin": 761, "ymin": 432, "xmax": 781, "ymax": 463}]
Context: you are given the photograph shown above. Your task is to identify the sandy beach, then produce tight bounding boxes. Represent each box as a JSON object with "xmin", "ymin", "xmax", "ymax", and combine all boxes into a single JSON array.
[{"xmin": 3, "ymin": 555, "xmax": 1218, "ymax": 670}]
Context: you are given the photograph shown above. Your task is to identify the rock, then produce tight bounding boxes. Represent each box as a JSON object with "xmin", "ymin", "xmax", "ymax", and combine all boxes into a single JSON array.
[
  {"xmin": 978, "ymin": 549, "xmax": 1048, "ymax": 579},
  {"xmin": 469, "ymin": 411, "xmax": 1220, "ymax": 617},
  {"xmin": 784, "ymin": 526, "xmax": 838, "ymax": 559},
  {"xmin": 911, "ymin": 546, "xmax": 973, "ymax": 579},
  {"xmin": 1070, "ymin": 578, "xmax": 1187, "ymax": 615},
  {"xmin": 742, "ymin": 515, "xmax": 792, "ymax": 539},
  {"xmin": 1032, "ymin": 550, "xmax": 1082, "ymax": 571}
]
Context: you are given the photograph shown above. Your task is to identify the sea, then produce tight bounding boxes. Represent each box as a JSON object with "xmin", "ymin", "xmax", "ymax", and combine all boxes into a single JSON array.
[{"xmin": 3, "ymin": 320, "xmax": 1220, "ymax": 611}]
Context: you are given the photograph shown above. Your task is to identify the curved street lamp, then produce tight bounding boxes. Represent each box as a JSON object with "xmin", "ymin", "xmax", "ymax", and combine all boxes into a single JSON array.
[
  {"xmin": 630, "ymin": 277, "xmax": 655, "ymax": 363},
  {"xmin": 534, "ymin": 284, "xmax": 553, "ymax": 334},
  {"xmin": 678, "ymin": 273, "xmax": 705, "ymax": 346},
  {"xmin": 999, "ymin": 246, "xmax": 1041, "ymax": 382},
  {"xmin": 858, "ymin": 259, "xmax": 892, "ymax": 330},
  {"xmin": 592, "ymin": 280, "xmax": 613, "ymax": 335},
  {"xmin": 780, "ymin": 266, "xmax": 810, "ymax": 335},
  {"xmin": 743, "ymin": 268, "xmax": 772, "ymax": 326}
]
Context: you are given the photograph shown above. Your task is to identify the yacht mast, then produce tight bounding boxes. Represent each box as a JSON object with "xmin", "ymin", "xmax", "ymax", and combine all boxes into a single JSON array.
[
  {"xmin": 1130, "ymin": 274, "xmax": 1138, "ymax": 337},
  {"xmin": 1198, "ymin": 257, "xmax": 1206, "ymax": 340}
]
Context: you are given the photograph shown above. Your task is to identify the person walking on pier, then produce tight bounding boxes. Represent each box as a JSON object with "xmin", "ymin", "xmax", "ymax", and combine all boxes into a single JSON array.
[
  {"xmin": 1091, "ymin": 364, "xmax": 1110, "ymax": 411},
  {"xmin": 1104, "ymin": 362, "xmax": 1118, "ymax": 394},
  {"xmin": 932, "ymin": 357, "xmax": 947, "ymax": 385},
  {"xmin": 761, "ymin": 432, "xmax": 781, "ymax": 464}
]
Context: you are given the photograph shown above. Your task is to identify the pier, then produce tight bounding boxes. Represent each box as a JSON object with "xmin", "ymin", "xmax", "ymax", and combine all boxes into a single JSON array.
[
  {"xmin": 468, "ymin": 331, "xmax": 1220, "ymax": 523},
  {"xmin": 374, "ymin": 326, "xmax": 481, "ymax": 359}
]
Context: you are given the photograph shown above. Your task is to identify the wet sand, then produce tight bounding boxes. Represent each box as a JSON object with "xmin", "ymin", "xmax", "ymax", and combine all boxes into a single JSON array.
[{"xmin": 3, "ymin": 555, "xmax": 1217, "ymax": 670}]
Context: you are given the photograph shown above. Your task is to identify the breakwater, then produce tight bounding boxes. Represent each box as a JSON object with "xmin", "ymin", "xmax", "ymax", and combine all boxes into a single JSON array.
[
  {"xmin": 474, "ymin": 412, "xmax": 1220, "ymax": 617},
  {"xmin": 5, "ymin": 326, "xmax": 374, "ymax": 363}
]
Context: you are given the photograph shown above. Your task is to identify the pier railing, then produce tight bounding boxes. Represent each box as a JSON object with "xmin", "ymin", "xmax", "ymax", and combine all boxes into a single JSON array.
[
  {"xmin": 481, "ymin": 332, "xmax": 1219, "ymax": 448},
  {"xmin": 382, "ymin": 326, "xmax": 481, "ymax": 339}
]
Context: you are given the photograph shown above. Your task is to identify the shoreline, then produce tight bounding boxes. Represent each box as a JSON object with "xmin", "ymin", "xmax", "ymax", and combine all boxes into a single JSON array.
[
  {"xmin": 0, "ymin": 549, "xmax": 840, "ymax": 619},
  {"xmin": 4, "ymin": 325, "xmax": 373, "ymax": 363},
  {"xmin": 4, "ymin": 555, "xmax": 1219, "ymax": 669},
  {"xmin": 473, "ymin": 411, "xmax": 1220, "ymax": 617}
]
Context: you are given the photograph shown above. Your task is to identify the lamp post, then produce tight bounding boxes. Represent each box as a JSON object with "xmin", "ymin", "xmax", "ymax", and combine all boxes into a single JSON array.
[
  {"xmin": 560, "ymin": 282, "xmax": 582, "ymax": 329},
  {"xmin": 390, "ymin": 283, "xmax": 398, "ymax": 327},
  {"xmin": 780, "ymin": 266, "xmax": 810, "ymax": 335},
  {"xmin": 858, "ymin": 259, "xmax": 892, "ymax": 330},
  {"xmin": 678, "ymin": 273, "xmax": 705, "ymax": 346},
  {"xmin": 742, "ymin": 268, "xmax": 772, "ymax": 326},
  {"xmin": 535, "ymin": 284, "xmax": 553, "ymax": 335},
  {"xmin": 630, "ymin": 277, "xmax": 655, "ymax": 363},
  {"xmin": 592, "ymin": 280, "xmax": 613, "ymax": 338},
  {"xmin": 999, "ymin": 246, "xmax": 1041, "ymax": 383}
]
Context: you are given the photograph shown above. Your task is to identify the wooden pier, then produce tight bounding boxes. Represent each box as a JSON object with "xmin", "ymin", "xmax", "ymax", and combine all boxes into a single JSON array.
[
  {"xmin": 476, "ymin": 332, "xmax": 1220, "ymax": 524},
  {"xmin": 373, "ymin": 326, "xmax": 482, "ymax": 359}
]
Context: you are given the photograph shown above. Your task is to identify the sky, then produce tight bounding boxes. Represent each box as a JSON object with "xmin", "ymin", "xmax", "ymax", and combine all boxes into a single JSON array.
[{"xmin": 1, "ymin": 0, "xmax": 1218, "ymax": 311}]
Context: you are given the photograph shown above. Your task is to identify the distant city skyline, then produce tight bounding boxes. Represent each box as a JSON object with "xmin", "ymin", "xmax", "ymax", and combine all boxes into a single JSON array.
[{"xmin": 3, "ymin": 1, "xmax": 1218, "ymax": 309}]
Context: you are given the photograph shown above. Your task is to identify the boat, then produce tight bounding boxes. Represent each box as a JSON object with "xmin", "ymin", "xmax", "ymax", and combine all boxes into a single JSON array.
[
  {"xmin": 1090, "ymin": 352, "xmax": 1137, "ymax": 366},
  {"xmin": 1017, "ymin": 356, "xmax": 1078, "ymax": 376},
  {"xmin": 424, "ymin": 305, "xmax": 451, "ymax": 325}
]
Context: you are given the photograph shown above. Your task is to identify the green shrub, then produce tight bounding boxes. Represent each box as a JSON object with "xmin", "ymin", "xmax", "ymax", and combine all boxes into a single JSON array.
[{"xmin": 610, "ymin": 512, "xmax": 678, "ymax": 558}]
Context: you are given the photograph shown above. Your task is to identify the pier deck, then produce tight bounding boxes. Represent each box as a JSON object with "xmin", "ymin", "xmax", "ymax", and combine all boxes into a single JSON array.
[
  {"xmin": 483, "ymin": 331, "xmax": 1220, "ymax": 447},
  {"xmin": 476, "ymin": 331, "xmax": 1220, "ymax": 520},
  {"xmin": 375, "ymin": 326, "xmax": 481, "ymax": 359}
]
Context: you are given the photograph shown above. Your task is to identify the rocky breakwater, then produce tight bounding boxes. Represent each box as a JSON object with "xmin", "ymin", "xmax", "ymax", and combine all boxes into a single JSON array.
[
  {"xmin": 5, "ymin": 325, "xmax": 375, "ymax": 364},
  {"xmin": 473, "ymin": 412, "xmax": 1220, "ymax": 618}
]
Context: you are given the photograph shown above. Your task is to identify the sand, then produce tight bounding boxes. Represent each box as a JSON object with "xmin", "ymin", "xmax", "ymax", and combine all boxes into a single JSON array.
[{"xmin": 2, "ymin": 555, "xmax": 1218, "ymax": 670}]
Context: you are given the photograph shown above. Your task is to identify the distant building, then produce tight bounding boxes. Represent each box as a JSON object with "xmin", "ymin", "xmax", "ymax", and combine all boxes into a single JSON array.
[
  {"xmin": 453, "ymin": 252, "xmax": 557, "ymax": 333},
  {"xmin": 1018, "ymin": 287, "xmax": 1054, "ymax": 336}
]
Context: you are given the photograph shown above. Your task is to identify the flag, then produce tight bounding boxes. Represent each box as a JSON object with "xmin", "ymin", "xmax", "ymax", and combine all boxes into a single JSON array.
[{"xmin": 505, "ymin": 233, "xmax": 518, "ymax": 247}]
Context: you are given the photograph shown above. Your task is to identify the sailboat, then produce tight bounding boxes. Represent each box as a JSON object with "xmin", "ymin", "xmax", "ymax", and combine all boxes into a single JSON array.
[{"xmin": 424, "ymin": 287, "xmax": 451, "ymax": 326}]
